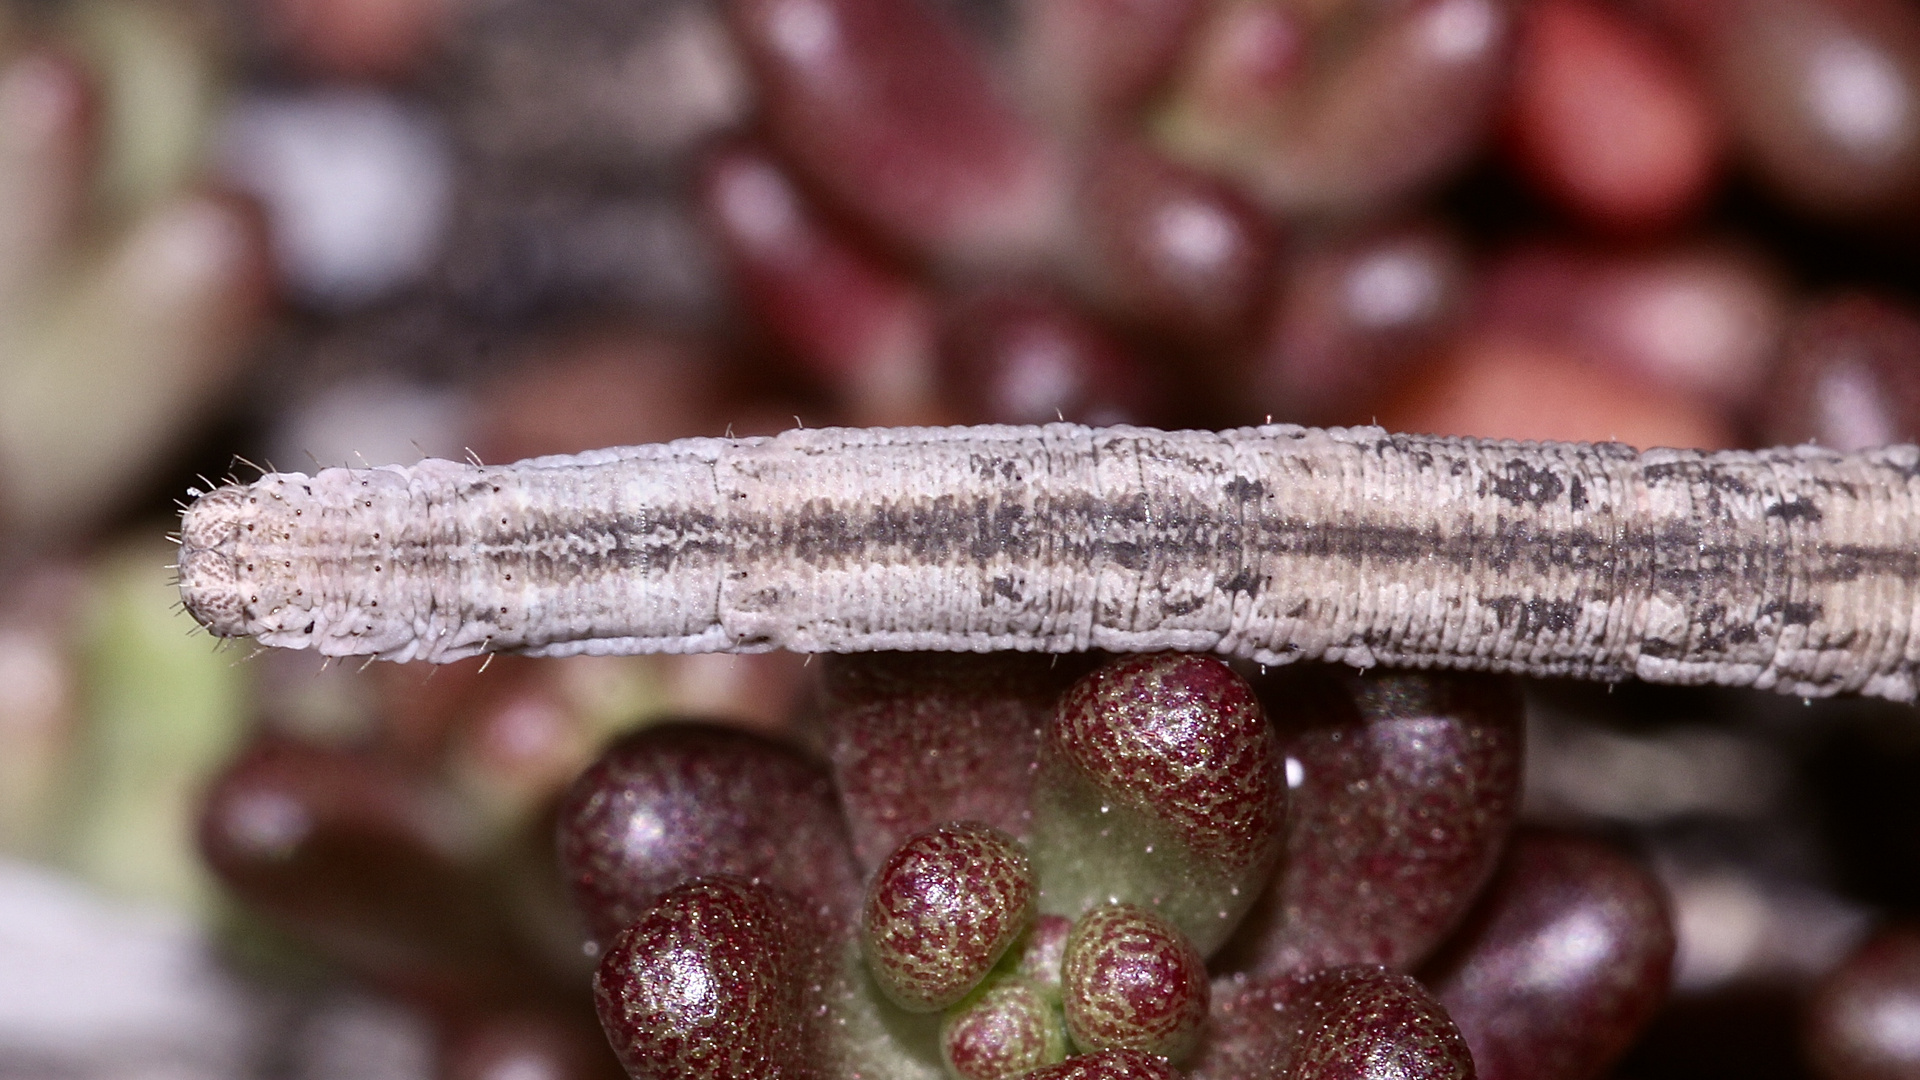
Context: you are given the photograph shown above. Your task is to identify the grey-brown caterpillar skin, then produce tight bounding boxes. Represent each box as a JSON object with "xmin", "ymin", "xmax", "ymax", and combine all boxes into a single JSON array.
[{"xmin": 177, "ymin": 423, "xmax": 1920, "ymax": 700}]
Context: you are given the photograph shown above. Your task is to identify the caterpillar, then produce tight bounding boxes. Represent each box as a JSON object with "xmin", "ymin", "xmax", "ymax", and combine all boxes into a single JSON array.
[{"xmin": 177, "ymin": 422, "xmax": 1920, "ymax": 700}]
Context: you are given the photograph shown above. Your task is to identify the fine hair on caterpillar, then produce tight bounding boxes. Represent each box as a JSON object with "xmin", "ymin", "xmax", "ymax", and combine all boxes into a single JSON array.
[{"xmin": 177, "ymin": 422, "xmax": 1920, "ymax": 701}]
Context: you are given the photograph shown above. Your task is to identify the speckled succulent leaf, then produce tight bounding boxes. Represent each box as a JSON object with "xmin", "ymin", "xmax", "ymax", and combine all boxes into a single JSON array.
[
  {"xmin": 940, "ymin": 973, "xmax": 1068, "ymax": 1080},
  {"xmin": 815, "ymin": 654, "xmax": 1083, "ymax": 872},
  {"xmin": 696, "ymin": 141, "xmax": 940, "ymax": 425},
  {"xmin": 1024, "ymin": 1048, "xmax": 1182, "ymax": 1080},
  {"xmin": 1806, "ymin": 924, "xmax": 1920, "ymax": 1080},
  {"xmin": 720, "ymin": 0, "xmax": 1067, "ymax": 266},
  {"xmin": 935, "ymin": 288, "xmax": 1167, "ymax": 427},
  {"xmin": 1156, "ymin": 0, "xmax": 1512, "ymax": 217},
  {"xmin": 1288, "ymin": 967, "xmax": 1476, "ymax": 1080},
  {"xmin": 1221, "ymin": 669, "xmax": 1522, "ymax": 977},
  {"xmin": 863, "ymin": 822, "xmax": 1038, "ymax": 1012},
  {"xmin": 1062, "ymin": 903, "xmax": 1210, "ymax": 1061},
  {"xmin": 1426, "ymin": 830, "xmax": 1674, "ymax": 1080},
  {"xmin": 605, "ymin": 883, "xmax": 978, "ymax": 1080},
  {"xmin": 556, "ymin": 722, "xmax": 862, "ymax": 943},
  {"xmin": 1031, "ymin": 654, "xmax": 1285, "ymax": 955},
  {"xmin": 1194, "ymin": 966, "xmax": 1474, "ymax": 1080},
  {"xmin": 1185, "ymin": 974, "xmax": 1300, "ymax": 1080},
  {"xmin": 1763, "ymin": 294, "xmax": 1920, "ymax": 450},
  {"xmin": 197, "ymin": 735, "xmax": 528, "ymax": 1005},
  {"xmin": 592, "ymin": 876, "xmax": 827, "ymax": 1080},
  {"xmin": 1072, "ymin": 140, "xmax": 1279, "ymax": 346}
]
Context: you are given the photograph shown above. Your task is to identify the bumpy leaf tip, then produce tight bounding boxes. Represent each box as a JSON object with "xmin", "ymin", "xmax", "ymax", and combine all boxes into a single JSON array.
[
  {"xmin": 1032, "ymin": 654, "xmax": 1285, "ymax": 955},
  {"xmin": 1062, "ymin": 903, "xmax": 1210, "ymax": 1061},
  {"xmin": 864, "ymin": 821, "xmax": 1038, "ymax": 1012}
]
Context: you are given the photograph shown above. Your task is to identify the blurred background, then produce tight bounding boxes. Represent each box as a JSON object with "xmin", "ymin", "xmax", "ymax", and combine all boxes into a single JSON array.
[{"xmin": 6, "ymin": 0, "xmax": 1920, "ymax": 1076}]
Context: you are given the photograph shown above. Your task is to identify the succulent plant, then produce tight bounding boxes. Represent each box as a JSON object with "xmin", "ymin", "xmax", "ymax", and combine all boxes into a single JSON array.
[{"xmin": 553, "ymin": 654, "xmax": 1672, "ymax": 1080}]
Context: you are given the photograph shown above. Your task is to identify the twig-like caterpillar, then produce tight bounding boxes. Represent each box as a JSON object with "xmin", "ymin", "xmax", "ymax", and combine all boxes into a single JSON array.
[{"xmin": 177, "ymin": 423, "xmax": 1920, "ymax": 700}]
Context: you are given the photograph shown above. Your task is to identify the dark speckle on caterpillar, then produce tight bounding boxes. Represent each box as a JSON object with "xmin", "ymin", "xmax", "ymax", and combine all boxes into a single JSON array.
[{"xmin": 177, "ymin": 422, "xmax": 1920, "ymax": 700}]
